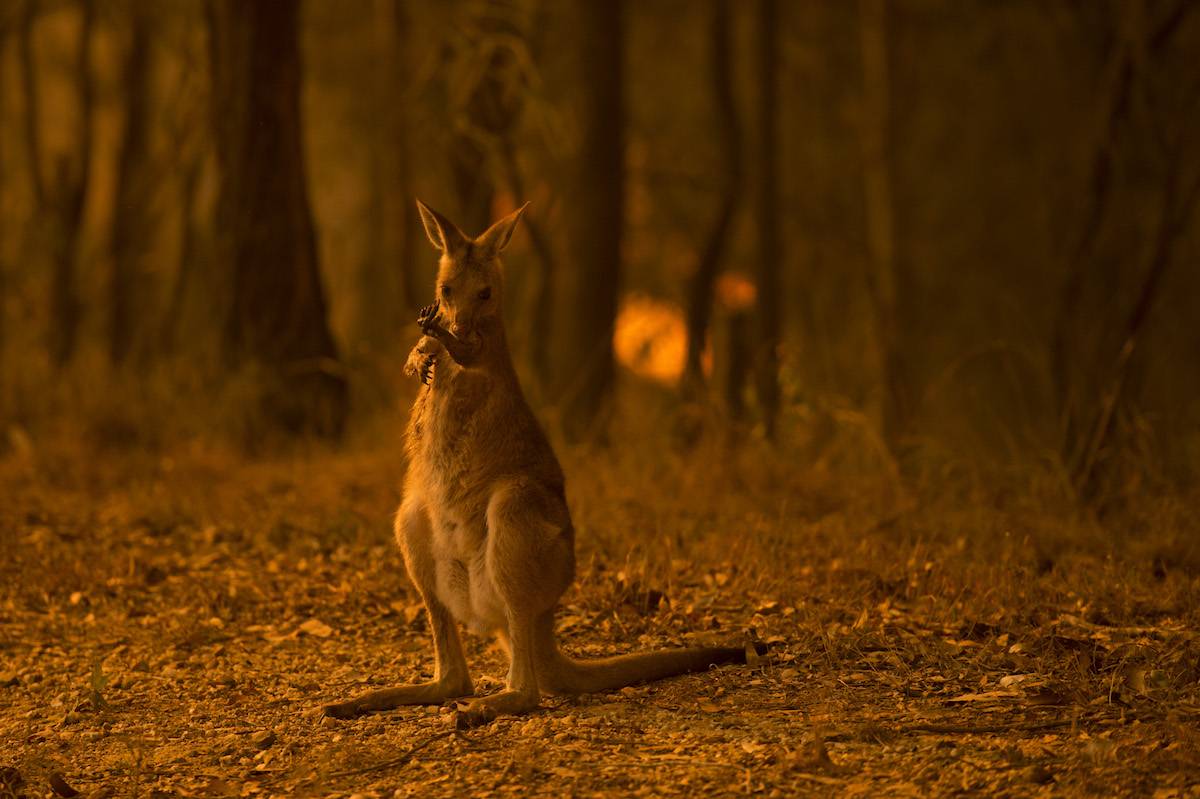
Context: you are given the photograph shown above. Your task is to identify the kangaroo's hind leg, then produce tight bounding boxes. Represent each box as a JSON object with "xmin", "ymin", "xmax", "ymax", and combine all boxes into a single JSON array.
[
  {"xmin": 323, "ymin": 494, "xmax": 474, "ymax": 719},
  {"xmin": 455, "ymin": 480, "xmax": 574, "ymax": 728}
]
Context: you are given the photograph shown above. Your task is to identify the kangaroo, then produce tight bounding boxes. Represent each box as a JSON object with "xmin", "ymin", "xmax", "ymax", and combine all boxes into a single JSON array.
[{"xmin": 323, "ymin": 200, "xmax": 755, "ymax": 728}]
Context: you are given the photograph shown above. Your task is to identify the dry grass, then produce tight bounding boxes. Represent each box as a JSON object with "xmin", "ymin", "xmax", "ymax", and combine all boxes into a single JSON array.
[{"xmin": 1, "ymin": 379, "xmax": 1199, "ymax": 797}]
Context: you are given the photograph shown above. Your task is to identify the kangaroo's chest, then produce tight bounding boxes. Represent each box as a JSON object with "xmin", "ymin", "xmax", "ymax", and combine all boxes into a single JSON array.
[{"xmin": 410, "ymin": 373, "xmax": 496, "ymax": 508}]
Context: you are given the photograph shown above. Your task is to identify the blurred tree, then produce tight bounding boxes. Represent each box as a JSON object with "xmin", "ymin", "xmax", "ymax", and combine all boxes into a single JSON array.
[
  {"xmin": 17, "ymin": 1, "xmax": 44, "ymax": 239},
  {"xmin": 857, "ymin": 0, "xmax": 907, "ymax": 458},
  {"xmin": 161, "ymin": 113, "xmax": 206, "ymax": 353},
  {"xmin": 110, "ymin": 0, "xmax": 154, "ymax": 365},
  {"xmin": 755, "ymin": 0, "xmax": 781, "ymax": 440},
  {"xmin": 480, "ymin": 3, "xmax": 561, "ymax": 391},
  {"xmin": 502, "ymin": 132, "xmax": 560, "ymax": 390},
  {"xmin": 445, "ymin": 2, "xmax": 513, "ymax": 237},
  {"xmin": 393, "ymin": 0, "xmax": 424, "ymax": 315},
  {"xmin": 558, "ymin": 0, "xmax": 623, "ymax": 441},
  {"xmin": 683, "ymin": 0, "xmax": 742, "ymax": 395},
  {"xmin": 20, "ymin": 0, "xmax": 95, "ymax": 368},
  {"xmin": 0, "ymin": 16, "xmax": 7, "ymax": 390},
  {"xmin": 357, "ymin": 0, "xmax": 418, "ymax": 351},
  {"xmin": 1051, "ymin": 0, "xmax": 1200, "ymax": 502},
  {"xmin": 208, "ymin": 0, "xmax": 347, "ymax": 437},
  {"xmin": 158, "ymin": 11, "xmax": 209, "ymax": 355},
  {"xmin": 725, "ymin": 309, "xmax": 751, "ymax": 421},
  {"xmin": 1076, "ymin": 160, "xmax": 1200, "ymax": 502},
  {"xmin": 162, "ymin": 161, "xmax": 203, "ymax": 352},
  {"xmin": 1051, "ymin": 2, "xmax": 1137, "ymax": 481}
]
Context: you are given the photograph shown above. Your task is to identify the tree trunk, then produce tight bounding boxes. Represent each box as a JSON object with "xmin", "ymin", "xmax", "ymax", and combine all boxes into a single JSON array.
[
  {"xmin": 450, "ymin": 137, "xmax": 495, "ymax": 242},
  {"xmin": 488, "ymin": 5, "xmax": 558, "ymax": 392},
  {"xmin": 162, "ymin": 154, "xmax": 202, "ymax": 352},
  {"xmin": 18, "ymin": 0, "xmax": 44, "ymax": 212},
  {"xmin": 754, "ymin": 0, "xmax": 782, "ymax": 440},
  {"xmin": 1074, "ymin": 147, "xmax": 1200, "ymax": 503},
  {"xmin": 497, "ymin": 133, "xmax": 558, "ymax": 388},
  {"xmin": 558, "ymin": 0, "xmax": 623, "ymax": 441},
  {"xmin": 356, "ymin": 0, "xmax": 418, "ymax": 352},
  {"xmin": 0, "ymin": 23, "xmax": 7, "ymax": 390},
  {"xmin": 21, "ymin": 0, "xmax": 91, "ymax": 369},
  {"xmin": 1051, "ymin": 34, "xmax": 1131, "ymax": 472},
  {"xmin": 447, "ymin": 1, "xmax": 523, "ymax": 237},
  {"xmin": 110, "ymin": 0, "xmax": 153, "ymax": 365},
  {"xmin": 209, "ymin": 0, "xmax": 347, "ymax": 438},
  {"xmin": 857, "ymin": 0, "xmax": 907, "ymax": 456},
  {"xmin": 1050, "ymin": 2, "xmax": 1192, "ymax": 481},
  {"xmin": 725, "ymin": 309, "xmax": 751, "ymax": 420},
  {"xmin": 47, "ymin": 0, "xmax": 94, "ymax": 368},
  {"xmin": 684, "ymin": 0, "xmax": 742, "ymax": 394},
  {"xmin": 393, "ymin": 1, "xmax": 421, "ymax": 315}
]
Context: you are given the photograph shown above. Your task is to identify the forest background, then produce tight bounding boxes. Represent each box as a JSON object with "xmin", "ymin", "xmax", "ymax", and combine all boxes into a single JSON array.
[{"xmin": 1, "ymin": 1, "xmax": 1199, "ymax": 796}]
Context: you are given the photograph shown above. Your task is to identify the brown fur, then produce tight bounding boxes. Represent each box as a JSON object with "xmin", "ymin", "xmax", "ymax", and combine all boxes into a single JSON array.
[{"xmin": 323, "ymin": 200, "xmax": 749, "ymax": 727}]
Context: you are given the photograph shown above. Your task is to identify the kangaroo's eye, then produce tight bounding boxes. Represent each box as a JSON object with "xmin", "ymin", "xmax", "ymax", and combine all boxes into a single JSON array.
[
  {"xmin": 478, "ymin": 287, "xmax": 492, "ymax": 301},
  {"xmin": 440, "ymin": 285, "xmax": 452, "ymax": 298}
]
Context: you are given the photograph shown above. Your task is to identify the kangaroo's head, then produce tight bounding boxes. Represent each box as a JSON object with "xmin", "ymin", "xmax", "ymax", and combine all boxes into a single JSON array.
[{"xmin": 415, "ymin": 199, "xmax": 528, "ymax": 339}]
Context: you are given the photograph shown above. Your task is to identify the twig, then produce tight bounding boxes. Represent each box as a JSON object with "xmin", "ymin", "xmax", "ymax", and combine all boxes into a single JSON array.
[
  {"xmin": 326, "ymin": 728, "xmax": 455, "ymax": 778},
  {"xmin": 906, "ymin": 719, "xmax": 1076, "ymax": 735},
  {"xmin": 600, "ymin": 757, "xmax": 742, "ymax": 771},
  {"xmin": 791, "ymin": 772, "xmax": 845, "ymax": 786}
]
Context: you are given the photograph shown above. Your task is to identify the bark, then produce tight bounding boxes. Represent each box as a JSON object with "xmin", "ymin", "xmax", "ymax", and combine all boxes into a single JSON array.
[
  {"xmin": 559, "ymin": 0, "xmax": 623, "ymax": 441},
  {"xmin": 110, "ymin": 0, "xmax": 153, "ymax": 365},
  {"xmin": 754, "ymin": 0, "xmax": 782, "ymax": 440},
  {"xmin": 858, "ymin": 0, "xmax": 907, "ymax": 455},
  {"xmin": 684, "ymin": 0, "xmax": 742, "ymax": 393},
  {"xmin": 209, "ymin": 0, "xmax": 347, "ymax": 437}
]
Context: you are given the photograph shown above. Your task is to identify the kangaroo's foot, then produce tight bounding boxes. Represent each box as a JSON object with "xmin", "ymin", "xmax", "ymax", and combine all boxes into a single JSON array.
[
  {"xmin": 453, "ymin": 689, "xmax": 540, "ymax": 729},
  {"xmin": 323, "ymin": 676, "xmax": 474, "ymax": 720}
]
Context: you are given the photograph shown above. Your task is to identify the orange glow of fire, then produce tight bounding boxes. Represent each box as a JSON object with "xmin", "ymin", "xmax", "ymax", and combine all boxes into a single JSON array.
[{"xmin": 613, "ymin": 295, "xmax": 689, "ymax": 385}]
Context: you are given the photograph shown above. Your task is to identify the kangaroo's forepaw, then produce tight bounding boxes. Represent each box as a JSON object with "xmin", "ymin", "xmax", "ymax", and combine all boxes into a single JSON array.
[{"xmin": 417, "ymin": 302, "xmax": 440, "ymax": 332}]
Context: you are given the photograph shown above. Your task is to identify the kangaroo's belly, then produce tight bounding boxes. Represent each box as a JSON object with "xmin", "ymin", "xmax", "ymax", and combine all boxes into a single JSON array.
[{"xmin": 428, "ymin": 503, "xmax": 505, "ymax": 634}]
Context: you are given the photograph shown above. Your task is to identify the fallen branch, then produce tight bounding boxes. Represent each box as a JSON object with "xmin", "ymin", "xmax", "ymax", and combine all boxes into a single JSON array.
[
  {"xmin": 326, "ymin": 728, "xmax": 456, "ymax": 778},
  {"xmin": 906, "ymin": 719, "xmax": 1076, "ymax": 735}
]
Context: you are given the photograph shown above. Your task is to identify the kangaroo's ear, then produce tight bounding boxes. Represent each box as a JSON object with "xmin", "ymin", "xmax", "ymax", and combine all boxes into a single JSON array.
[
  {"xmin": 476, "ymin": 202, "xmax": 529, "ymax": 256},
  {"xmin": 416, "ymin": 199, "xmax": 467, "ymax": 253}
]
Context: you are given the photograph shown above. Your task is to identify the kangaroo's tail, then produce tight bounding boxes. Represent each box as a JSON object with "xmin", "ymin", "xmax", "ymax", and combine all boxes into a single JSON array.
[{"xmin": 538, "ymin": 635, "xmax": 763, "ymax": 695}]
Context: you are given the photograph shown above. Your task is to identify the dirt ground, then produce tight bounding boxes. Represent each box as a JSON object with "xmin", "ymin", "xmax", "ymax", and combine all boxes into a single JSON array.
[{"xmin": 2, "ymin": 433, "xmax": 1199, "ymax": 798}]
